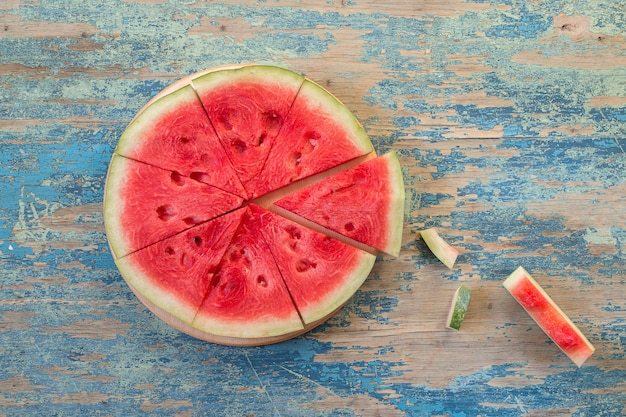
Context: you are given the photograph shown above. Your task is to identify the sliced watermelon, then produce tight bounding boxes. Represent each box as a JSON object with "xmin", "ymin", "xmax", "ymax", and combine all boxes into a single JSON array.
[
  {"xmin": 114, "ymin": 84, "xmax": 246, "ymax": 198},
  {"xmin": 503, "ymin": 266, "xmax": 595, "ymax": 367},
  {"xmin": 191, "ymin": 207, "xmax": 304, "ymax": 338},
  {"xmin": 104, "ymin": 65, "xmax": 407, "ymax": 345},
  {"xmin": 115, "ymin": 208, "xmax": 246, "ymax": 325},
  {"xmin": 192, "ymin": 65, "xmax": 305, "ymax": 195},
  {"xmin": 104, "ymin": 155, "xmax": 243, "ymax": 258},
  {"xmin": 273, "ymin": 152, "xmax": 404, "ymax": 256},
  {"xmin": 250, "ymin": 79, "xmax": 375, "ymax": 198},
  {"xmin": 250, "ymin": 204, "xmax": 376, "ymax": 325}
]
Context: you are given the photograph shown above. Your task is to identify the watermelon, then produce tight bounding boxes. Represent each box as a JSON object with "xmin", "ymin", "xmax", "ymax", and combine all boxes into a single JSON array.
[
  {"xmin": 114, "ymin": 84, "xmax": 246, "ymax": 198},
  {"xmin": 191, "ymin": 207, "xmax": 304, "ymax": 338},
  {"xmin": 104, "ymin": 155, "xmax": 243, "ymax": 258},
  {"xmin": 250, "ymin": 79, "xmax": 375, "ymax": 198},
  {"xmin": 192, "ymin": 65, "xmax": 305, "ymax": 196},
  {"xmin": 104, "ymin": 65, "xmax": 405, "ymax": 345},
  {"xmin": 251, "ymin": 204, "xmax": 376, "ymax": 325},
  {"xmin": 273, "ymin": 152, "xmax": 404, "ymax": 256},
  {"xmin": 503, "ymin": 266, "xmax": 595, "ymax": 367},
  {"xmin": 116, "ymin": 209, "xmax": 246, "ymax": 325}
]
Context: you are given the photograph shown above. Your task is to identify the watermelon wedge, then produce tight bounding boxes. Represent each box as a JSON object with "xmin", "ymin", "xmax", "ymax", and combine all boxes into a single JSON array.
[
  {"xmin": 115, "ymin": 208, "xmax": 246, "ymax": 325},
  {"xmin": 104, "ymin": 155, "xmax": 243, "ymax": 258},
  {"xmin": 192, "ymin": 65, "xmax": 305, "ymax": 195},
  {"xmin": 104, "ymin": 65, "xmax": 405, "ymax": 345},
  {"xmin": 503, "ymin": 266, "xmax": 595, "ymax": 367},
  {"xmin": 273, "ymin": 151, "xmax": 405, "ymax": 256},
  {"xmin": 191, "ymin": 207, "xmax": 304, "ymax": 339},
  {"xmin": 251, "ymin": 204, "xmax": 376, "ymax": 325},
  {"xmin": 114, "ymin": 84, "xmax": 246, "ymax": 198},
  {"xmin": 249, "ymin": 79, "xmax": 375, "ymax": 198}
]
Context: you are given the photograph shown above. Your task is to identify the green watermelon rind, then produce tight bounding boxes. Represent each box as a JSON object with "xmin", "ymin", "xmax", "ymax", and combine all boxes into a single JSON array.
[
  {"xmin": 446, "ymin": 285, "xmax": 471, "ymax": 330},
  {"xmin": 380, "ymin": 151, "xmax": 405, "ymax": 257},
  {"xmin": 103, "ymin": 154, "xmax": 135, "ymax": 260},
  {"xmin": 191, "ymin": 64, "xmax": 306, "ymax": 99}
]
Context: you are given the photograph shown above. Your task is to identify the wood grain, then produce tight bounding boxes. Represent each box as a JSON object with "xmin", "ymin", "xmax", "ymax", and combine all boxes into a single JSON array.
[{"xmin": 1, "ymin": 0, "xmax": 625, "ymax": 416}]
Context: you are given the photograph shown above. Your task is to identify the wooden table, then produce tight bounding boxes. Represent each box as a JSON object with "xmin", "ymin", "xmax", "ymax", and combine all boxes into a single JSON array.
[{"xmin": 1, "ymin": 1, "xmax": 625, "ymax": 415}]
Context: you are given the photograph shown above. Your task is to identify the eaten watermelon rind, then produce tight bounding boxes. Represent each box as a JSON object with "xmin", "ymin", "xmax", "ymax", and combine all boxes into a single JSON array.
[
  {"xmin": 503, "ymin": 266, "xmax": 596, "ymax": 367},
  {"xmin": 420, "ymin": 228, "xmax": 459, "ymax": 269},
  {"xmin": 446, "ymin": 285, "xmax": 471, "ymax": 330}
]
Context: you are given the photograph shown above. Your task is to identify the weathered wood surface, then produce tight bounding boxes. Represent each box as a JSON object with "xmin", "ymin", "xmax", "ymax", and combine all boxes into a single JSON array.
[{"xmin": 1, "ymin": 0, "xmax": 625, "ymax": 415}]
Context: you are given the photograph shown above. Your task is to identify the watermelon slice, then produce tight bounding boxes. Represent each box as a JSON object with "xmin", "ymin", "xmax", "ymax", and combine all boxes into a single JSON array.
[
  {"xmin": 251, "ymin": 204, "xmax": 376, "ymax": 325},
  {"xmin": 273, "ymin": 152, "xmax": 404, "ymax": 256},
  {"xmin": 104, "ymin": 155, "xmax": 243, "ymax": 258},
  {"xmin": 115, "ymin": 208, "xmax": 246, "ymax": 325},
  {"xmin": 192, "ymin": 65, "xmax": 305, "ymax": 195},
  {"xmin": 191, "ymin": 207, "xmax": 304, "ymax": 339},
  {"xmin": 104, "ymin": 65, "xmax": 405, "ymax": 345},
  {"xmin": 249, "ymin": 79, "xmax": 375, "ymax": 198},
  {"xmin": 503, "ymin": 266, "xmax": 595, "ymax": 367},
  {"xmin": 114, "ymin": 84, "xmax": 246, "ymax": 198}
]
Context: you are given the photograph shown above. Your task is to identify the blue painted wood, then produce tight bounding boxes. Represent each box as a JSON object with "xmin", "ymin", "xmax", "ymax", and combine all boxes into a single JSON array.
[{"xmin": 1, "ymin": 1, "xmax": 625, "ymax": 415}]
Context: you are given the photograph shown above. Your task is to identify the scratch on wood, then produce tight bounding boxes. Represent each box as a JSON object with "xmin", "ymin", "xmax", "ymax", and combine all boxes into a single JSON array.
[
  {"xmin": 274, "ymin": 363, "xmax": 339, "ymax": 398},
  {"xmin": 245, "ymin": 353, "xmax": 281, "ymax": 416}
]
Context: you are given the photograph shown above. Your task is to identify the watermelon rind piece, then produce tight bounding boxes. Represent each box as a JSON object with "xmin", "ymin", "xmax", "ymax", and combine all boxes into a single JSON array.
[
  {"xmin": 420, "ymin": 228, "xmax": 459, "ymax": 269},
  {"xmin": 273, "ymin": 151, "xmax": 404, "ymax": 257},
  {"xmin": 446, "ymin": 285, "xmax": 472, "ymax": 330},
  {"xmin": 503, "ymin": 266, "xmax": 596, "ymax": 367}
]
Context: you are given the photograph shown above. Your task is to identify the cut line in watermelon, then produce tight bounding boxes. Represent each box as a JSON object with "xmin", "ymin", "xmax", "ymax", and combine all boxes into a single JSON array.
[
  {"xmin": 104, "ymin": 64, "xmax": 405, "ymax": 345},
  {"xmin": 503, "ymin": 266, "xmax": 595, "ymax": 367}
]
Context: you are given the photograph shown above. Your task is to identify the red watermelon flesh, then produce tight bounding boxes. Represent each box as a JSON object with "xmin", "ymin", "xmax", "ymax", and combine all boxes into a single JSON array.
[
  {"xmin": 191, "ymin": 206, "xmax": 304, "ymax": 338},
  {"xmin": 192, "ymin": 65, "xmax": 305, "ymax": 195},
  {"xmin": 503, "ymin": 266, "xmax": 595, "ymax": 367},
  {"xmin": 249, "ymin": 79, "xmax": 374, "ymax": 199},
  {"xmin": 115, "ymin": 208, "xmax": 246, "ymax": 325},
  {"xmin": 104, "ymin": 155, "xmax": 243, "ymax": 259},
  {"xmin": 274, "ymin": 151, "xmax": 405, "ymax": 257},
  {"xmin": 114, "ymin": 84, "xmax": 246, "ymax": 199},
  {"xmin": 251, "ymin": 204, "xmax": 376, "ymax": 325}
]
